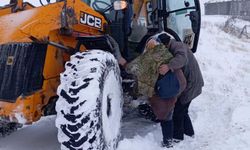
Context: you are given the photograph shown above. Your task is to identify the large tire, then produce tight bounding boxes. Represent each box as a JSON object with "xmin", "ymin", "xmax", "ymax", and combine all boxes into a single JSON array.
[{"xmin": 56, "ymin": 50, "xmax": 123, "ymax": 150}]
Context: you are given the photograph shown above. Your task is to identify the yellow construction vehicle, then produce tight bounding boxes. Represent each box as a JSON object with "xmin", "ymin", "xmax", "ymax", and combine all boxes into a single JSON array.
[{"xmin": 0, "ymin": 0, "xmax": 201, "ymax": 149}]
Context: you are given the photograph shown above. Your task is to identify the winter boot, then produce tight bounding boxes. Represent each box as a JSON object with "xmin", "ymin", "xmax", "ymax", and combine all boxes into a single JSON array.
[
  {"xmin": 173, "ymin": 138, "xmax": 182, "ymax": 143},
  {"xmin": 138, "ymin": 103, "xmax": 159, "ymax": 122},
  {"xmin": 161, "ymin": 139, "xmax": 173, "ymax": 148},
  {"xmin": 160, "ymin": 120, "xmax": 174, "ymax": 148}
]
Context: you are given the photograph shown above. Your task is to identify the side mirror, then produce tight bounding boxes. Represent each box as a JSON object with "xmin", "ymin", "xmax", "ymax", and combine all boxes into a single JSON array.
[{"xmin": 113, "ymin": 1, "xmax": 127, "ymax": 10}]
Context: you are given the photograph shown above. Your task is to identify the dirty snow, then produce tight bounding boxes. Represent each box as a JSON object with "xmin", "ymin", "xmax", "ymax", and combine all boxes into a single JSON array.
[{"xmin": 0, "ymin": 116, "xmax": 60, "ymax": 150}]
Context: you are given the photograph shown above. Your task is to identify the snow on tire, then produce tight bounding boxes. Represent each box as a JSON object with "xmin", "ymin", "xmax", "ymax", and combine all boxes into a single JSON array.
[{"xmin": 55, "ymin": 50, "xmax": 123, "ymax": 150}]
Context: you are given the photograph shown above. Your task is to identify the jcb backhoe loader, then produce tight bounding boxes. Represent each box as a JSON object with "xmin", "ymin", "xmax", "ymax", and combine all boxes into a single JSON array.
[{"xmin": 0, "ymin": 0, "xmax": 201, "ymax": 149}]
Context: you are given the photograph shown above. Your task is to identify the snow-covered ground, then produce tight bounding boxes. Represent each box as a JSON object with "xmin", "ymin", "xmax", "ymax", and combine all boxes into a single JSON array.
[{"xmin": 118, "ymin": 15, "xmax": 250, "ymax": 150}]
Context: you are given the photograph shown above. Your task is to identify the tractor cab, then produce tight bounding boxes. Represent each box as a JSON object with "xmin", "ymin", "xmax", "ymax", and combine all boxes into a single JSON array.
[
  {"xmin": 136, "ymin": 0, "xmax": 201, "ymax": 53},
  {"xmin": 84, "ymin": 0, "xmax": 201, "ymax": 55},
  {"xmin": 148, "ymin": 0, "xmax": 201, "ymax": 52}
]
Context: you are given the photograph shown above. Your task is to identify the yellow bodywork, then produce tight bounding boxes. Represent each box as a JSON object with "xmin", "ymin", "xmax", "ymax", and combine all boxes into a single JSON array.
[
  {"xmin": 0, "ymin": 0, "xmax": 106, "ymax": 124},
  {"xmin": 0, "ymin": 0, "xmax": 151, "ymax": 125}
]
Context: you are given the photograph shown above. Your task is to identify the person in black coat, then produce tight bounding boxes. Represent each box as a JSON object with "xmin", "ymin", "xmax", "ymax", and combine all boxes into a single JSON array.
[{"xmin": 156, "ymin": 33, "xmax": 204, "ymax": 142}]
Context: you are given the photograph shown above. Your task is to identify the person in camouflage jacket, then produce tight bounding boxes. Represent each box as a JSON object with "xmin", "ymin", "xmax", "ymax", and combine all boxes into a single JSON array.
[
  {"xmin": 125, "ymin": 44, "xmax": 173, "ymax": 97},
  {"xmin": 126, "ymin": 34, "xmax": 187, "ymax": 148}
]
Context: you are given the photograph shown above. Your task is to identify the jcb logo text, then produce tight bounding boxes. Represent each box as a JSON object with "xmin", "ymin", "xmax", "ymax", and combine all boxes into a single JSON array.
[{"xmin": 80, "ymin": 12, "xmax": 102, "ymax": 29}]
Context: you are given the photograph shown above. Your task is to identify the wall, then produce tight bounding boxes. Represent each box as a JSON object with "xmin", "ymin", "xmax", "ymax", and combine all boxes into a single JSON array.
[{"xmin": 205, "ymin": 0, "xmax": 250, "ymax": 21}]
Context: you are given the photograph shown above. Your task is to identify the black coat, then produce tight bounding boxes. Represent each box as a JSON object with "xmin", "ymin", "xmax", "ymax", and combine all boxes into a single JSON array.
[{"xmin": 168, "ymin": 40, "xmax": 204, "ymax": 104}]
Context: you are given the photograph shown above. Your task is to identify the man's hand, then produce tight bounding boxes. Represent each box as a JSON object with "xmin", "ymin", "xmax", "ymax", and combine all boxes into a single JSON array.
[
  {"xmin": 118, "ymin": 57, "xmax": 127, "ymax": 67},
  {"xmin": 159, "ymin": 64, "xmax": 170, "ymax": 75},
  {"xmin": 146, "ymin": 39, "xmax": 158, "ymax": 50}
]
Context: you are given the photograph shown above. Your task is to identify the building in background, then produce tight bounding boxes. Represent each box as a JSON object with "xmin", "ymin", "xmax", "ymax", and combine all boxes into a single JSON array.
[{"xmin": 205, "ymin": 0, "xmax": 250, "ymax": 21}]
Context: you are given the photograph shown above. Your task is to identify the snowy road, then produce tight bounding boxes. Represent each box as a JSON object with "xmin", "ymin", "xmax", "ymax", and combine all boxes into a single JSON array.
[
  {"xmin": 1, "ymin": 15, "xmax": 250, "ymax": 150},
  {"xmin": 118, "ymin": 16, "xmax": 250, "ymax": 150}
]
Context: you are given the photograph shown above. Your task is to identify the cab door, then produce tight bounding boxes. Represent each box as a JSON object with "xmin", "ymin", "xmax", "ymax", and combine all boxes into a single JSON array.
[{"xmin": 163, "ymin": 0, "xmax": 201, "ymax": 52}]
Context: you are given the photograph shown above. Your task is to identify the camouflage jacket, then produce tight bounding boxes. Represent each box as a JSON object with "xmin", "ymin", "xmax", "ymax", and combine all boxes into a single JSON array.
[{"xmin": 126, "ymin": 44, "xmax": 173, "ymax": 97}]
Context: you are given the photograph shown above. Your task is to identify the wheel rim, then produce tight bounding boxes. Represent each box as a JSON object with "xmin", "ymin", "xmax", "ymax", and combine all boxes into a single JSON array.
[{"xmin": 101, "ymin": 69, "xmax": 122, "ymax": 149}]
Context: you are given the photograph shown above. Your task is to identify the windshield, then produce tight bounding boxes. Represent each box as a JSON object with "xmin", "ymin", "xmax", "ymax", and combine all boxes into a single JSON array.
[
  {"xmin": 166, "ymin": 0, "xmax": 196, "ymax": 41},
  {"xmin": 82, "ymin": 0, "xmax": 123, "ymax": 21},
  {"xmin": 83, "ymin": 0, "xmax": 112, "ymax": 12},
  {"xmin": 165, "ymin": 0, "xmax": 201, "ymax": 52}
]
